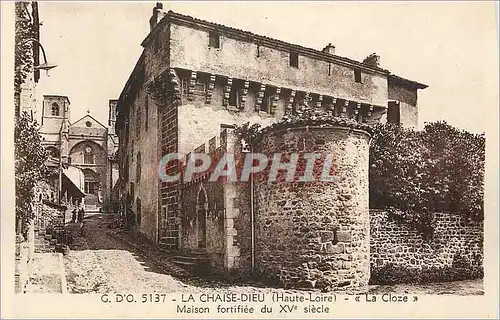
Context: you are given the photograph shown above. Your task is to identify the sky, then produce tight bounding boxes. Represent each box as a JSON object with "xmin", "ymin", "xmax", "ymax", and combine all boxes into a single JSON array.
[{"xmin": 34, "ymin": 1, "xmax": 499, "ymax": 133}]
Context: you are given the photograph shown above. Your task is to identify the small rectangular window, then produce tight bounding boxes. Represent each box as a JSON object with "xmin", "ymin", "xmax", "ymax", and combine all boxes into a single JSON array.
[
  {"xmin": 209, "ymin": 31, "xmax": 220, "ymax": 48},
  {"xmin": 387, "ymin": 101, "xmax": 400, "ymax": 124},
  {"xmin": 260, "ymin": 92, "xmax": 271, "ymax": 112},
  {"xmin": 354, "ymin": 70, "xmax": 362, "ymax": 83},
  {"xmin": 289, "ymin": 52, "xmax": 299, "ymax": 68},
  {"xmin": 229, "ymin": 87, "xmax": 239, "ymax": 107}
]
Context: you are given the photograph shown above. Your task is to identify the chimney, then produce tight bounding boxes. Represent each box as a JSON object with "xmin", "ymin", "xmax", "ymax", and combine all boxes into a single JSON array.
[
  {"xmin": 149, "ymin": 2, "xmax": 166, "ymax": 31},
  {"xmin": 322, "ymin": 43, "xmax": 336, "ymax": 55},
  {"xmin": 363, "ymin": 53, "xmax": 381, "ymax": 68}
]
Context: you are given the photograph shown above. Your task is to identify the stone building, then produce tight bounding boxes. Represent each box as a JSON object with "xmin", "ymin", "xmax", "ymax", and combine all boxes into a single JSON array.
[
  {"xmin": 39, "ymin": 95, "xmax": 119, "ymax": 212},
  {"xmin": 115, "ymin": 4, "xmax": 427, "ymax": 288}
]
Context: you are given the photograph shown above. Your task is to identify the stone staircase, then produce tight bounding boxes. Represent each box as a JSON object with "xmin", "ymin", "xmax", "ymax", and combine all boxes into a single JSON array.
[
  {"xmin": 84, "ymin": 194, "xmax": 100, "ymax": 212},
  {"xmin": 169, "ymin": 249, "xmax": 211, "ymax": 276}
]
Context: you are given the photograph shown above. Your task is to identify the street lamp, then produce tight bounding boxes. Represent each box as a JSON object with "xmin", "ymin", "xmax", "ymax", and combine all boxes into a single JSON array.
[{"xmin": 18, "ymin": 38, "xmax": 57, "ymax": 74}]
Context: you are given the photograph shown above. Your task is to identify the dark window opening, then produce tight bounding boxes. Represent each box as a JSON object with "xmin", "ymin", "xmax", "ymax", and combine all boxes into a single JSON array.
[
  {"xmin": 229, "ymin": 88, "xmax": 238, "ymax": 107},
  {"xmin": 332, "ymin": 228, "xmax": 339, "ymax": 245},
  {"xmin": 354, "ymin": 69, "xmax": 362, "ymax": 83},
  {"xmin": 256, "ymin": 43, "xmax": 260, "ymax": 57},
  {"xmin": 209, "ymin": 31, "xmax": 220, "ymax": 48},
  {"xmin": 136, "ymin": 107, "xmax": 141, "ymax": 137},
  {"xmin": 328, "ymin": 62, "xmax": 331, "ymax": 76},
  {"xmin": 260, "ymin": 92, "xmax": 271, "ymax": 112},
  {"xmin": 387, "ymin": 101, "xmax": 400, "ymax": 124},
  {"xmin": 289, "ymin": 52, "xmax": 299, "ymax": 68},
  {"xmin": 136, "ymin": 152, "xmax": 141, "ymax": 183}
]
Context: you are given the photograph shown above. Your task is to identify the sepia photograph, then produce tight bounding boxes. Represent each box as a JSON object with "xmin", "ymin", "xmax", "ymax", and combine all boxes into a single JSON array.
[{"xmin": 2, "ymin": 1, "xmax": 498, "ymax": 318}]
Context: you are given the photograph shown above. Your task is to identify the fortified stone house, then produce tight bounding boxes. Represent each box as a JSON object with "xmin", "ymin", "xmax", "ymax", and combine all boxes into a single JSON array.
[
  {"xmin": 115, "ymin": 4, "xmax": 428, "ymax": 288},
  {"xmin": 39, "ymin": 95, "xmax": 119, "ymax": 212}
]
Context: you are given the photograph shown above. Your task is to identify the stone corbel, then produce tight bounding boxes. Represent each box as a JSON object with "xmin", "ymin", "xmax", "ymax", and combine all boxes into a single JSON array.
[
  {"xmin": 270, "ymin": 87, "xmax": 281, "ymax": 115},
  {"xmin": 354, "ymin": 102, "xmax": 361, "ymax": 121},
  {"xmin": 146, "ymin": 74, "xmax": 166, "ymax": 103},
  {"xmin": 223, "ymin": 77, "xmax": 233, "ymax": 107},
  {"xmin": 205, "ymin": 74, "xmax": 216, "ymax": 104},
  {"xmin": 304, "ymin": 92, "xmax": 311, "ymax": 105},
  {"xmin": 316, "ymin": 95, "xmax": 323, "ymax": 110},
  {"xmin": 239, "ymin": 81, "xmax": 249, "ymax": 109},
  {"xmin": 168, "ymin": 68, "xmax": 181, "ymax": 101},
  {"xmin": 286, "ymin": 90, "xmax": 296, "ymax": 115},
  {"xmin": 188, "ymin": 71, "xmax": 197, "ymax": 101},
  {"xmin": 340, "ymin": 100, "xmax": 349, "ymax": 118},
  {"xmin": 331, "ymin": 98, "xmax": 338, "ymax": 116},
  {"xmin": 255, "ymin": 84, "xmax": 266, "ymax": 112},
  {"xmin": 367, "ymin": 105, "xmax": 374, "ymax": 118}
]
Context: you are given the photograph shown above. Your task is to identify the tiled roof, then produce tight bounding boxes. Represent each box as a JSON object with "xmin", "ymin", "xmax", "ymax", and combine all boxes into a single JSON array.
[{"xmin": 388, "ymin": 74, "xmax": 428, "ymax": 89}]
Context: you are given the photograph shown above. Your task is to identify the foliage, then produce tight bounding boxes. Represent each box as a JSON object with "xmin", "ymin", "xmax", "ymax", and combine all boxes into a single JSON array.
[
  {"xmin": 235, "ymin": 104, "xmax": 373, "ymax": 147},
  {"xmin": 15, "ymin": 112, "xmax": 49, "ymax": 237},
  {"xmin": 369, "ymin": 121, "xmax": 484, "ymax": 237},
  {"xmin": 15, "ymin": 2, "xmax": 37, "ymax": 95},
  {"xmin": 370, "ymin": 253, "xmax": 483, "ymax": 285}
]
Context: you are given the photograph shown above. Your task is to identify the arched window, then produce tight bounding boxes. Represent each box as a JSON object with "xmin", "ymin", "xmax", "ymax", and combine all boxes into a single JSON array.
[
  {"xmin": 136, "ymin": 152, "xmax": 141, "ymax": 182},
  {"xmin": 83, "ymin": 146, "xmax": 94, "ymax": 164},
  {"xmin": 51, "ymin": 102, "xmax": 60, "ymax": 116}
]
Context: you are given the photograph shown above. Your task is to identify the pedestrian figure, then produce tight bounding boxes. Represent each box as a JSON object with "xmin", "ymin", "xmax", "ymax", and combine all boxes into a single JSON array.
[
  {"xmin": 78, "ymin": 208, "xmax": 84, "ymax": 223},
  {"xmin": 71, "ymin": 209, "xmax": 77, "ymax": 223}
]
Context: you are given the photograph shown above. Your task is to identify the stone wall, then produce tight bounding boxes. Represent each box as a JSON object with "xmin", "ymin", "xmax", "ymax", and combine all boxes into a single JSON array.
[
  {"xmin": 169, "ymin": 24, "xmax": 388, "ymax": 107},
  {"xmin": 180, "ymin": 180, "xmax": 226, "ymax": 272},
  {"xmin": 159, "ymin": 99, "xmax": 180, "ymax": 248},
  {"xmin": 388, "ymin": 82, "xmax": 418, "ymax": 128},
  {"xmin": 254, "ymin": 126, "xmax": 371, "ymax": 289},
  {"xmin": 370, "ymin": 210, "xmax": 483, "ymax": 273},
  {"xmin": 398, "ymin": 102, "xmax": 418, "ymax": 129},
  {"xmin": 133, "ymin": 92, "xmax": 160, "ymax": 243},
  {"xmin": 178, "ymin": 128, "xmax": 252, "ymax": 275}
]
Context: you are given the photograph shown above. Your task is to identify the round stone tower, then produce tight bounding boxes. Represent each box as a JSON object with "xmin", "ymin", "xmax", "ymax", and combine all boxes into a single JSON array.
[{"xmin": 254, "ymin": 125, "xmax": 371, "ymax": 290}]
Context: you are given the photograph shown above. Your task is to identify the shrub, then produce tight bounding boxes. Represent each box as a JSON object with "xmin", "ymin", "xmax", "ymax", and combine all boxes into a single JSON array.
[
  {"xmin": 15, "ymin": 112, "xmax": 50, "ymax": 238},
  {"xmin": 370, "ymin": 253, "xmax": 483, "ymax": 285},
  {"xmin": 369, "ymin": 121, "xmax": 485, "ymax": 236}
]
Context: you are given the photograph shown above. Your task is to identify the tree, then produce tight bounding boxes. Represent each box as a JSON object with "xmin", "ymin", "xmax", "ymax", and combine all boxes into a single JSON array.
[
  {"xmin": 15, "ymin": 112, "xmax": 49, "ymax": 238},
  {"xmin": 369, "ymin": 122, "xmax": 485, "ymax": 237},
  {"xmin": 15, "ymin": 2, "xmax": 38, "ymax": 96}
]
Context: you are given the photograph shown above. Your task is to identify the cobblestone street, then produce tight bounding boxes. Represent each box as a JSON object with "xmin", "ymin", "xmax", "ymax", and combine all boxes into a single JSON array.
[
  {"xmin": 64, "ymin": 214, "xmax": 303, "ymax": 295},
  {"xmin": 62, "ymin": 214, "xmax": 483, "ymax": 296}
]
